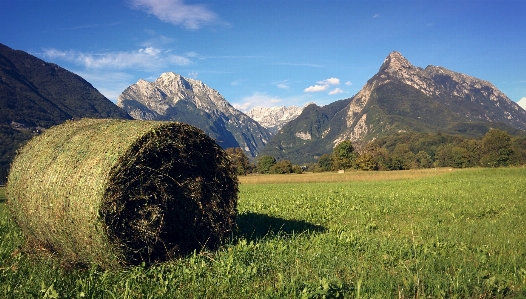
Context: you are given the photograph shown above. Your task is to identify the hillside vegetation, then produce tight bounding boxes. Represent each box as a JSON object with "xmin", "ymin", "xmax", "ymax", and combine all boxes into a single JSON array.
[
  {"xmin": 1, "ymin": 168, "xmax": 525, "ymax": 298},
  {"xmin": 0, "ymin": 43, "xmax": 131, "ymax": 184}
]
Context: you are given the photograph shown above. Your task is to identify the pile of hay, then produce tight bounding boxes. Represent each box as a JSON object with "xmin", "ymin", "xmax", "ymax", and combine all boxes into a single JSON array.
[{"xmin": 7, "ymin": 118, "xmax": 238, "ymax": 268}]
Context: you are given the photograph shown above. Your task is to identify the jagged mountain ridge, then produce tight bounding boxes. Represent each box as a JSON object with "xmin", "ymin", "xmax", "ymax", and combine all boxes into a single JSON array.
[
  {"xmin": 117, "ymin": 72, "xmax": 272, "ymax": 157},
  {"xmin": 246, "ymin": 105, "xmax": 306, "ymax": 135},
  {"xmin": 261, "ymin": 51, "xmax": 526, "ymax": 164},
  {"xmin": 0, "ymin": 43, "xmax": 132, "ymax": 183}
]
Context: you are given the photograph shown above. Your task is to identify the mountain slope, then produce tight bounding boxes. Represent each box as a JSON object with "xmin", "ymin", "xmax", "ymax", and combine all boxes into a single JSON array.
[
  {"xmin": 117, "ymin": 72, "xmax": 271, "ymax": 157},
  {"xmin": 0, "ymin": 43, "xmax": 131, "ymax": 183},
  {"xmin": 261, "ymin": 52, "xmax": 526, "ymax": 163}
]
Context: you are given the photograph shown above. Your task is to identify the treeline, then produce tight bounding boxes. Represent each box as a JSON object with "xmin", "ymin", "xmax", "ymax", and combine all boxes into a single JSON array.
[{"xmin": 227, "ymin": 129, "xmax": 526, "ymax": 175}]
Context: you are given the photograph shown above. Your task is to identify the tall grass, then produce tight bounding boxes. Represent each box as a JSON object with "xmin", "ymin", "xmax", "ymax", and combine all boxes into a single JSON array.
[{"xmin": 1, "ymin": 168, "xmax": 525, "ymax": 298}]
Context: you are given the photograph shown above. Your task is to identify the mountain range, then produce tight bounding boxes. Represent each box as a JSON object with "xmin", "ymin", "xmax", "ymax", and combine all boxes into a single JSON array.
[
  {"xmin": 2, "ymin": 43, "xmax": 526, "ymax": 180},
  {"xmin": 245, "ymin": 105, "xmax": 306, "ymax": 135},
  {"xmin": 260, "ymin": 51, "xmax": 526, "ymax": 163},
  {"xmin": 0, "ymin": 43, "xmax": 131, "ymax": 183},
  {"xmin": 117, "ymin": 72, "xmax": 272, "ymax": 158}
]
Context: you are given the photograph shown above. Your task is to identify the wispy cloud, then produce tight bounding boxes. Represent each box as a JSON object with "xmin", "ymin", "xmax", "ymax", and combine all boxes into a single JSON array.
[
  {"xmin": 274, "ymin": 80, "xmax": 290, "ymax": 89},
  {"xmin": 140, "ymin": 30, "xmax": 176, "ymax": 47},
  {"xmin": 44, "ymin": 22, "xmax": 121, "ymax": 32},
  {"xmin": 73, "ymin": 71, "xmax": 136, "ymax": 103},
  {"xmin": 304, "ymin": 77, "xmax": 340, "ymax": 93},
  {"xmin": 187, "ymin": 71, "xmax": 199, "ymax": 79},
  {"xmin": 231, "ymin": 79, "xmax": 248, "ymax": 86},
  {"xmin": 233, "ymin": 92, "xmax": 311, "ymax": 112},
  {"xmin": 233, "ymin": 92, "xmax": 283, "ymax": 112},
  {"xmin": 276, "ymin": 62, "xmax": 323, "ymax": 68},
  {"xmin": 130, "ymin": 0, "xmax": 225, "ymax": 30},
  {"xmin": 42, "ymin": 47, "xmax": 192, "ymax": 70},
  {"xmin": 329, "ymin": 88, "xmax": 343, "ymax": 95}
]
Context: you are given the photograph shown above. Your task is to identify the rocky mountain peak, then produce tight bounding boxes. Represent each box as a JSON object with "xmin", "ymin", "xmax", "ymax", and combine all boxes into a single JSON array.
[
  {"xmin": 379, "ymin": 51, "xmax": 414, "ymax": 75},
  {"xmin": 261, "ymin": 51, "xmax": 526, "ymax": 164},
  {"xmin": 117, "ymin": 73, "xmax": 272, "ymax": 157}
]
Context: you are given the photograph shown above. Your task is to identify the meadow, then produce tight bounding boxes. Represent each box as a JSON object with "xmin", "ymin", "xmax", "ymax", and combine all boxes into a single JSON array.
[{"xmin": 0, "ymin": 168, "xmax": 525, "ymax": 298}]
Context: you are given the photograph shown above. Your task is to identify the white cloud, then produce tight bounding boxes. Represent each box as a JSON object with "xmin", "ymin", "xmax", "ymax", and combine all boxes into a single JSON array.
[
  {"xmin": 42, "ymin": 47, "xmax": 192, "ymax": 70},
  {"xmin": 318, "ymin": 77, "xmax": 340, "ymax": 86},
  {"xmin": 277, "ymin": 83, "xmax": 289, "ymax": 89},
  {"xmin": 130, "ymin": 0, "xmax": 223, "ymax": 30},
  {"xmin": 187, "ymin": 71, "xmax": 199, "ymax": 79},
  {"xmin": 329, "ymin": 88, "xmax": 343, "ymax": 95},
  {"xmin": 345, "ymin": 81, "xmax": 352, "ymax": 86},
  {"xmin": 231, "ymin": 79, "xmax": 247, "ymax": 86},
  {"xmin": 304, "ymin": 84, "xmax": 329, "ymax": 92},
  {"xmin": 304, "ymin": 77, "xmax": 340, "ymax": 93},
  {"xmin": 518, "ymin": 97, "xmax": 526, "ymax": 110},
  {"xmin": 139, "ymin": 47, "xmax": 161, "ymax": 55}
]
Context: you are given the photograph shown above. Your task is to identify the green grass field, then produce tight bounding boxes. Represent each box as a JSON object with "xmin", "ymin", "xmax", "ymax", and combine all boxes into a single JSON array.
[{"xmin": 1, "ymin": 168, "xmax": 525, "ymax": 298}]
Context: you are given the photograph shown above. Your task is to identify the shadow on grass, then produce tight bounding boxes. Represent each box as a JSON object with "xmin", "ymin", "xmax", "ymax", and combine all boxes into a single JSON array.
[{"xmin": 236, "ymin": 212, "xmax": 327, "ymax": 242}]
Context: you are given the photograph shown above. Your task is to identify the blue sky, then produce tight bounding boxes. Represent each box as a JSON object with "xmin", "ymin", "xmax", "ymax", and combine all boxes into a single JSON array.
[{"xmin": 2, "ymin": 0, "xmax": 526, "ymax": 111}]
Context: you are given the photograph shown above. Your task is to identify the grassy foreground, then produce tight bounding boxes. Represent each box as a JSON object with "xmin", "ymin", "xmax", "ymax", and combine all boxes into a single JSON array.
[{"xmin": 1, "ymin": 168, "xmax": 526, "ymax": 298}]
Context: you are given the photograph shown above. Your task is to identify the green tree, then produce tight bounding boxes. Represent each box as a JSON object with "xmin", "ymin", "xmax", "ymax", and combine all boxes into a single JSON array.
[
  {"xmin": 414, "ymin": 150, "xmax": 432, "ymax": 168},
  {"xmin": 457, "ymin": 139, "xmax": 481, "ymax": 167},
  {"xmin": 269, "ymin": 160, "xmax": 293, "ymax": 174},
  {"xmin": 257, "ymin": 155, "xmax": 276, "ymax": 174},
  {"xmin": 451, "ymin": 146, "xmax": 469, "ymax": 168},
  {"xmin": 317, "ymin": 154, "xmax": 333, "ymax": 172},
  {"xmin": 356, "ymin": 152, "xmax": 377, "ymax": 171},
  {"xmin": 391, "ymin": 143, "xmax": 415, "ymax": 170},
  {"xmin": 510, "ymin": 137, "xmax": 526, "ymax": 166},
  {"xmin": 435, "ymin": 144, "xmax": 454, "ymax": 167},
  {"xmin": 332, "ymin": 140, "xmax": 357, "ymax": 171},
  {"xmin": 292, "ymin": 164, "xmax": 304, "ymax": 174},
  {"xmin": 225, "ymin": 147, "xmax": 252, "ymax": 176},
  {"xmin": 480, "ymin": 129, "xmax": 513, "ymax": 167}
]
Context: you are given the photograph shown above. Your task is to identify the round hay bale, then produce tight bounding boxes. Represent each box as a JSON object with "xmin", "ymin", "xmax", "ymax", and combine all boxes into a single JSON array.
[{"xmin": 7, "ymin": 118, "xmax": 238, "ymax": 268}]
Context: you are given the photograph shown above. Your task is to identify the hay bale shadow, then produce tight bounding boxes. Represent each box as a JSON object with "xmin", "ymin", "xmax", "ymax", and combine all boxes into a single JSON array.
[{"xmin": 236, "ymin": 212, "xmax": 326, "ymax": 242}]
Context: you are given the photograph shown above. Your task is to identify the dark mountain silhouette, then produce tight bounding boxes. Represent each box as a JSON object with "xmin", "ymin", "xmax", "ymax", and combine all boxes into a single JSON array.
[{"xmin": 0, "ymin": 43, "xmax": 131, "ymax": 183}]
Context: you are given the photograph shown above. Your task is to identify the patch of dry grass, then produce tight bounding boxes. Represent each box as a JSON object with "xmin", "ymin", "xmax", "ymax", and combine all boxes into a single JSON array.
[{"xmin": 239, "ymin": 168, "xmax": 457, "ymax": 184}]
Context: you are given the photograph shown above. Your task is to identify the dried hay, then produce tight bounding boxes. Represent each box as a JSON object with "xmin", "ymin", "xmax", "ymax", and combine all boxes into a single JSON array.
[{"xmin": 7, "ymin": 118, "xmax": 238, "ymax": 268}]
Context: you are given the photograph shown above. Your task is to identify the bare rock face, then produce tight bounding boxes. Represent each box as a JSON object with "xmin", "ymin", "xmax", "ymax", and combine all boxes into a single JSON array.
[
  {"xmin": 368, "ymin": 51, "xmax": 526, "ymax": 129},
  {"xmin": 246, "ymin": 105, "xmax": 306, "ymax": 135},
  {"xmin": 117, "ymin": 72, "xmax": 271, "ymax": 157}
]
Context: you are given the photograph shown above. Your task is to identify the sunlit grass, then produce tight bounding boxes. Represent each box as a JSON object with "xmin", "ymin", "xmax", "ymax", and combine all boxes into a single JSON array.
[{"xmin": 1, "ymin": 168, "xmax": 525, "ymax": 298}]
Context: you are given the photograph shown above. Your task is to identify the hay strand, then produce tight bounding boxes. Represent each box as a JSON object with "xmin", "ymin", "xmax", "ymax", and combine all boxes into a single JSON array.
[{"xmin": 7, "ymin": 118, "xmax": 238, "ymax": 268}]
